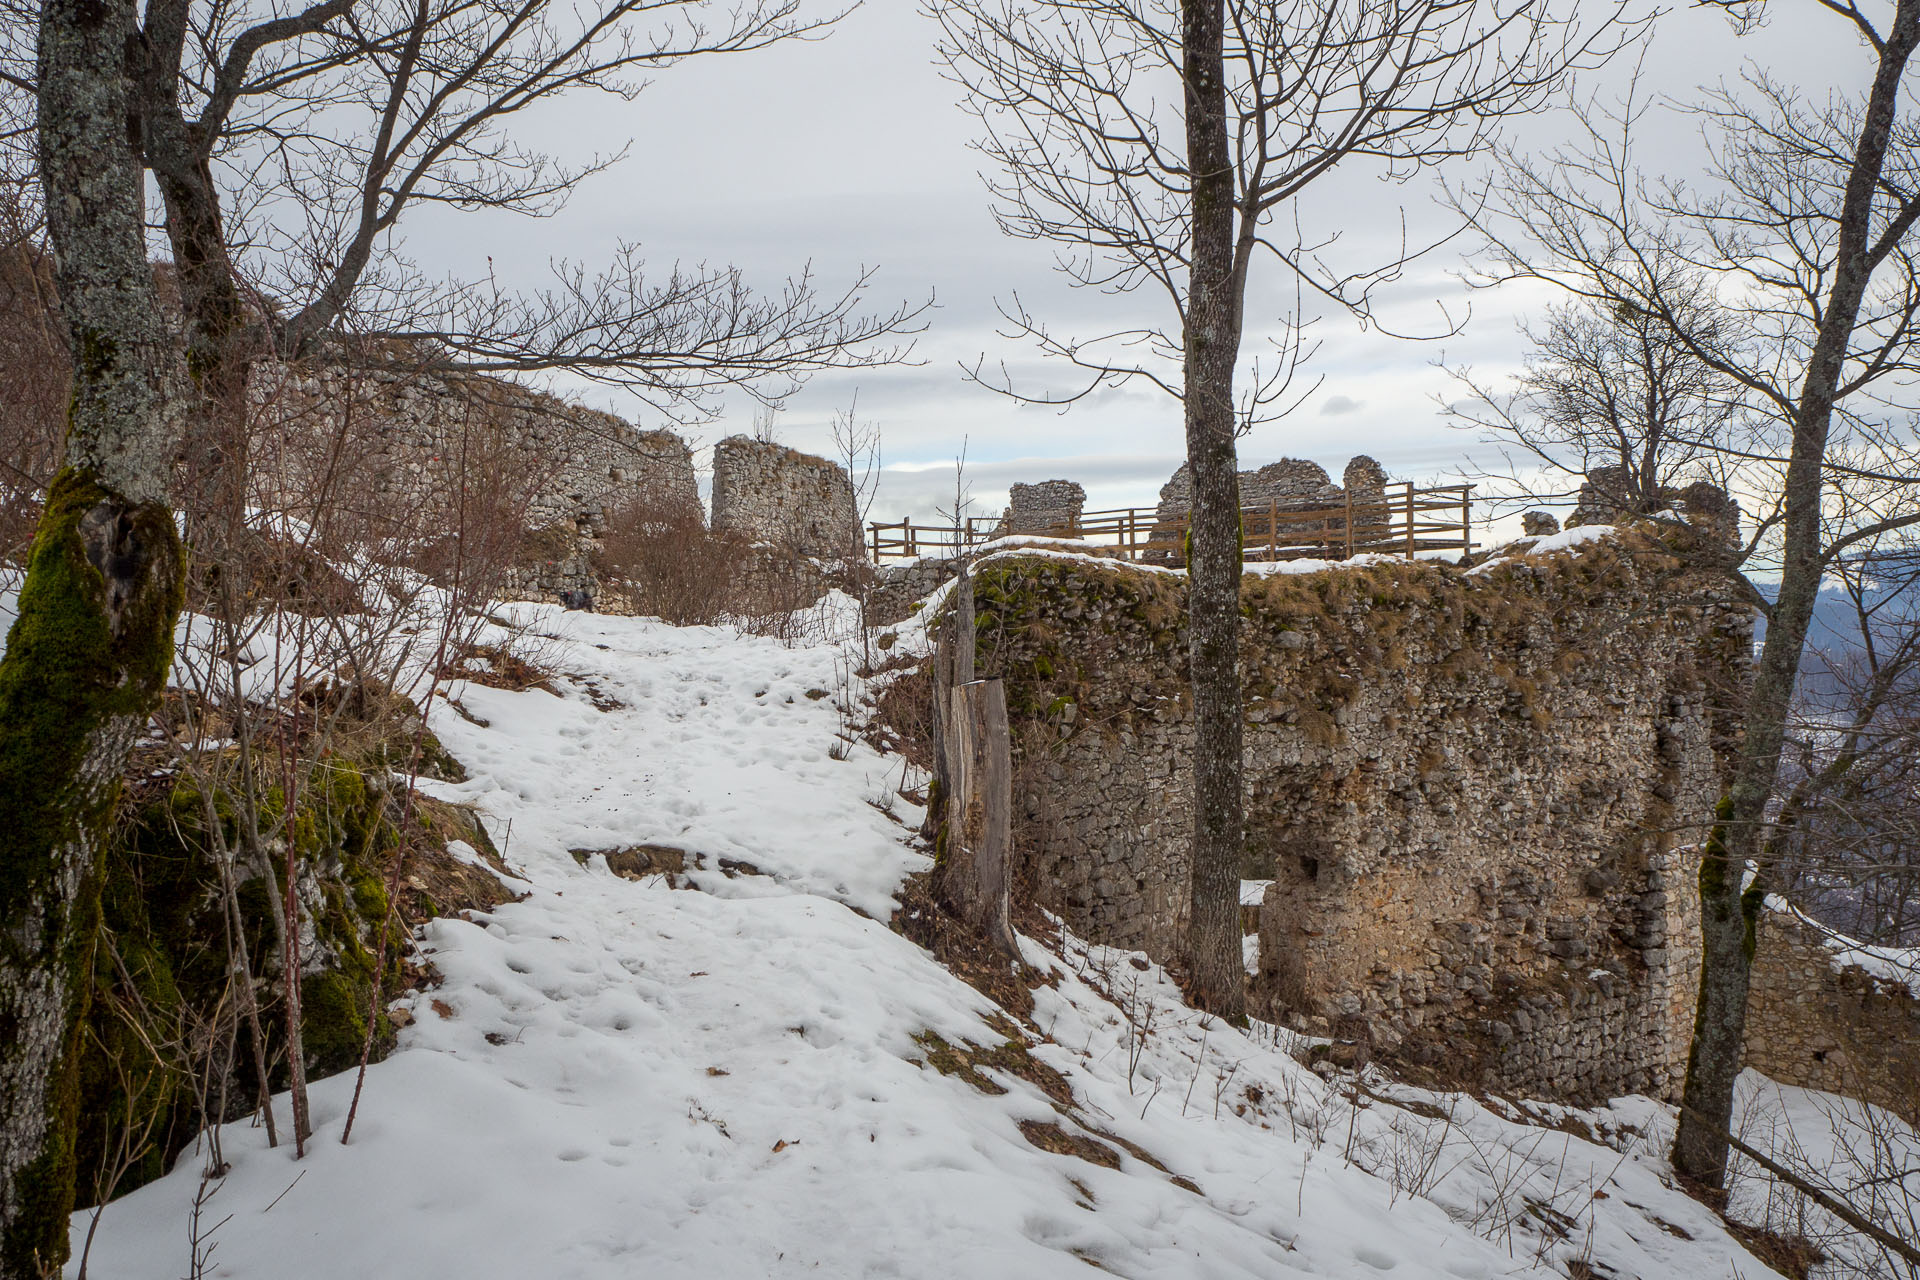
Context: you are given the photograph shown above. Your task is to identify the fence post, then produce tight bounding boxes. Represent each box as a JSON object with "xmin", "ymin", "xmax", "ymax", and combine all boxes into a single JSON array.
[
  {"xmin": 1405, "ymin": 485, "xmax": 1416, "ymax": 559},
  {"xmin": 1461, "ymin": 487, "xmax": 1472, "ymax": 556},
  {"xmin": 1344, "ymin": 488, "xmax": 1354, "ymax": 559}
]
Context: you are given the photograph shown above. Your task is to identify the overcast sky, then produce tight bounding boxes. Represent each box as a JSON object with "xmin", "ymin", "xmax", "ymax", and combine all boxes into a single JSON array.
[{"xmin": 395, "ymin": 0, "xmax": 1880, "ymax": 530}]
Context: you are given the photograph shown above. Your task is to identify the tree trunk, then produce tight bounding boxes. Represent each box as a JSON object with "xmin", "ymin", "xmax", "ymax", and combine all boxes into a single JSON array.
[
  {"xmin": 953, "ymin": 563, "xmax": 977, "ymax": 687},
  {"xmin": 138, "ymin": 45, "xmax": 256, "ymax": 555},
  {"xmin": 1180, "ymin": 0, "xmax": 1247, "ymax": 1020},
  {"xmin": 935, "ymin": 679, "xmax": 1017, "ymax": 956},
  {"xmin": 1671, "ymin": 0, "xmax": 1920, "ymax": 1188},
  {"xmin": 0, "ymin": 1, "xmax": 186, "ymax": 1271}
]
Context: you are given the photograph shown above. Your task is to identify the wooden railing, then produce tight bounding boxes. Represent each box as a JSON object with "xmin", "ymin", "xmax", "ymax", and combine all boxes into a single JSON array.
[{"xmin": 867, "ymin": 481, "xmax": 1474, "ymax": 564}]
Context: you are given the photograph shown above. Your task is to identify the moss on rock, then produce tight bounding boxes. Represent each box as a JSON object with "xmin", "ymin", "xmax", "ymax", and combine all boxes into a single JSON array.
[{"xmin": 73, "ymin": 752, "xmax": 417, "ymax": 1205}]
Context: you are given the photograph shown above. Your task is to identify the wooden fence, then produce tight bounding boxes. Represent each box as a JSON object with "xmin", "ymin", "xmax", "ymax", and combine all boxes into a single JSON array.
[{"xmin": 868, "ymin": 481, "xmax": 1474, "ymax": 564}]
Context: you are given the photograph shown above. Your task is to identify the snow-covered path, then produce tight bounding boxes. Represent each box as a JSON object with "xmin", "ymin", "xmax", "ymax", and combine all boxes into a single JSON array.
[{"xmin": 71, "ymin": 605, "xmax": 1779, "ymax": 1279}]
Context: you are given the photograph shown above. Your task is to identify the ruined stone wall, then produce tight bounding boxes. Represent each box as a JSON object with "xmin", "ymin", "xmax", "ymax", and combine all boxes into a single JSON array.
[
  {"xmin": 968, "ymin": 527, "xmax": 1750, "ymax": 1102},
  {"xmin": 248, "ymin": 360, "xmax": 698, "ymax": 599},
  {"xmin": 1569, "ymin": 467, "xmax": 1742, "ymax": 546},
  {"xmin": 711, "ymin": 435, "xmax": 859, "ymax": 560},
  {"xmin": 1743, "ymin": 911, "xmax": 1919, "ymax": 1119},
  {"xmin": 1154, "ymin": 457, "xmax": 1342, "ymax": 526},
  {"xmin": 995, "ymin": 480, "xmax": 1087, "ymax": 537},
  {"xmin": 1149, "ymin": 455, "xmax": 1392, "ymax": 561}
]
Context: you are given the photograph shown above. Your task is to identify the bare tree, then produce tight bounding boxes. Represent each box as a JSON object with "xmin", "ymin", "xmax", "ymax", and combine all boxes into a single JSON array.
[
  {"xmin": 104, "ymin": 0, "xmax": 921, "ymax": 541},
  {"xmin": 930, "ymin": 0, "xmax": 1629, "ymax": 1016},
  {"xmin": 0, "ymin": 0, "xmax": 187, "ymax": 1269},
  {"xmin": 1460, "ymin": 6, "xmax": 1920, "ymax": 1187},
  {"xmin": 1442, "ymin": 282, "xmax": 1749, "ymax": 519},
  {"xmin": 1772, "ymin": 542, "xmax": 1920, "ymax": 949},
  {"xmin": 831, "ymin": 391, "xmax": 883, "ymax": 659}
]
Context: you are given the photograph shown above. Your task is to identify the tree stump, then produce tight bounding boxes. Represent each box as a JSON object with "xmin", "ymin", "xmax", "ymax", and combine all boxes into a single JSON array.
[{"xmin": 936, "ymin": 677, "xmax": 1017, "ymax": 957}]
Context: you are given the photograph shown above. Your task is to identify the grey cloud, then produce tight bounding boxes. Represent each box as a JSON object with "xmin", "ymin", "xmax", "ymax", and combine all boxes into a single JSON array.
[{"xmin": 393, "ymin": 0, "xmax": 1861, "ymax": 522}]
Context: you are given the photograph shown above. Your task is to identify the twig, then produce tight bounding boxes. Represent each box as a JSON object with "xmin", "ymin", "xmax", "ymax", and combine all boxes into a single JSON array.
[{"xmin": 1682, "ymin": 1105, "xmax": 1920, "ymax": 1267}]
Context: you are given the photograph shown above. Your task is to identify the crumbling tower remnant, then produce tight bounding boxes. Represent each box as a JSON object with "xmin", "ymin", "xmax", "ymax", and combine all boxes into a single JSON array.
[
  {"xmin": 994, "ymin": 480, "xmax": 1088, "ymax": 538},
  {"xmin": 1568, "ymin": 466, "xmax": 1742, "ymax": 546},
  {"xmin": 710, "ymin": 435, "xmax": 860, "ymax": 560},
  {"xmin": 1342, "ymin": 455, "xmax": 1389, "ymax": 498},
  {"xmin": 1147, "ymin": 455, "xmax": 1395, "ymax": 561}
]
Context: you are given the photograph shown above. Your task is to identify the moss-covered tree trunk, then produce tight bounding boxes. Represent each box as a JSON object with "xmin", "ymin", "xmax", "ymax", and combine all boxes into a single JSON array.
[
  {"xmin": 0, "ymin": 0, "xmax": 186, "ymax": 1271},
  {"xmin": 1180, "ymin": 0, "xmax": 1248, "ymax": 1021},
  {"xmin": 1671, "ymin": 0, "xmax": 1920, "ymax": 1189}
]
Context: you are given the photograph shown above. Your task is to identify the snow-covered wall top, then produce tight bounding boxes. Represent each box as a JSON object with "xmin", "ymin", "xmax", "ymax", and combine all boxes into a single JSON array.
[{"xmin": 1743, "ymin": 908, "xmax": 1919, "ymax": 1117}]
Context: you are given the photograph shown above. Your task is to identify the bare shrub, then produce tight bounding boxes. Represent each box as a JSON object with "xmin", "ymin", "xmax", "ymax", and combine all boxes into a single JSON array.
[
  {"xmin": 596, "ymin": 499, "xmax": 750, "ymax": 625},
  {"xmin": 247, "ymin": 352, "xmax": 564, "ymax": 596},
  {"xmin": 732, "ymin": 546, "xmax": 835, "ymax": 645},
  {"xmin": 155, "ymin": 350, "xmax": 546, "ymax": 1161}
]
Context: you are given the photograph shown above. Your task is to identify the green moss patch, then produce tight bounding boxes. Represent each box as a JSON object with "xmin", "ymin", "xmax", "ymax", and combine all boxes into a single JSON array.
[{"xmin": 75, "ymin": 750, "xmax": 505, "ymax": 1206}]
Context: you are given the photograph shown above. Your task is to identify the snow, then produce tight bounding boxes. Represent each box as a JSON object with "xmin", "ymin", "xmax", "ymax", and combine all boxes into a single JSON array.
[
  {"xmin": 41, "ymin": 595, "xmax": 1874, "ymax": 1280},
  {"xmin": 1727, "ymin": 1073, "xmax": 1920, "ymax": 1277},
  {"xmin": 971, "ymin": 544, "xmax": 1184, "ymax": 577},
  {"xmin": 1523, "ymin": 524, "xmax": 1617, "ymax": 556},
  {"xmin": 1762, "ymin": 896, "xmax": 1920, "ymax": 998},
  {"xmin": 1466, "ymin": 524, "xmax": 1617, "ymax": 576}
]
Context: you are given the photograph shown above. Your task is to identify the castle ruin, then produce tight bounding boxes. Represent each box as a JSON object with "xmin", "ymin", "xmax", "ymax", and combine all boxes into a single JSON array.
[
  {"xmin": 248, "ymin": 359, "xmax": 700, "ymax": 600},
  {"xmin": 711, "ymin": 435, "xmax": 861, "ymax": 560},
  {"xmin": 961, "ymin": 523, "xmax": 1751, "ymax": 1102},
  {"xmin": 993, "ymin": 480, "xmax": 1088, "ymax": 538}
]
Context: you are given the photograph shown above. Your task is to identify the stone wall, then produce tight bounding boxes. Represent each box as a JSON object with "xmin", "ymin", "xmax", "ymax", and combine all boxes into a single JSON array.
[
  {"xmin": 965, "ymin": 526, "xmax": 1750, "ymax": 1102},
  {"xmin": 711, "ymin": 435, "xmax": 859, "ymax": 560},
  {"xmin": 1149, "ymin": 455, "xmax": 1392, "ymax": 561},
  {"xmin": 1743, "ymin": 910, "xmax": 1919, "ymax": 1119},
  {"xmin": 248, "ymin": 360, "xmax": 698, "ymax": 600},
  {"xmin": 871, "ymin": 557, "xmax": 963, "ymax": 627},
  {"xmin": 1569, "ymin": 467, "xmax": 1742, "ymax": 546},
  {"xmin": 1154, "ymin": 457, "xmax": 1343, "ymax": 525},
  {"xmin": 995, "ymin": 480, "xmax": 1087, "ymax": 537}
]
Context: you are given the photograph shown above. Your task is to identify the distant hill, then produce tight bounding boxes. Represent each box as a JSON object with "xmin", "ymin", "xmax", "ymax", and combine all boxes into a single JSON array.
[{"xmin": 1753, "ymin": 567, "xmax": 1920, "ymax": 709}]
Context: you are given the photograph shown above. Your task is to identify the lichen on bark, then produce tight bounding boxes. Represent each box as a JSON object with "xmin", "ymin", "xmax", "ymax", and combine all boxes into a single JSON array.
[{"xmin": 6, "ymin": 0, "xmax": 190, "ymax": 1263}]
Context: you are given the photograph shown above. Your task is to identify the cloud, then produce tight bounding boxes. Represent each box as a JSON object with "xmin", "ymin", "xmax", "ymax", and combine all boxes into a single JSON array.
[{"xmin": 1320, "ymin": 395, "xmax": 1365, "ymax": 417}]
